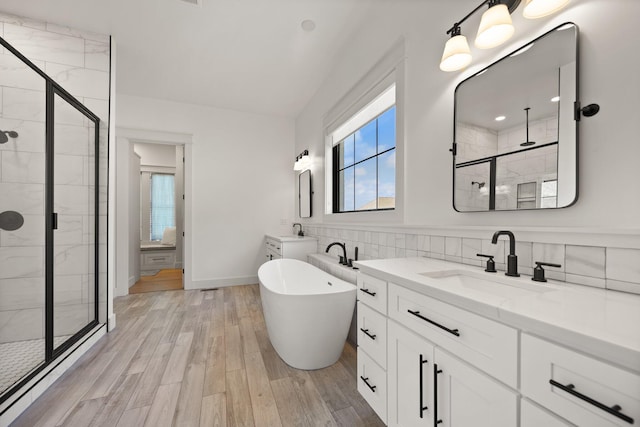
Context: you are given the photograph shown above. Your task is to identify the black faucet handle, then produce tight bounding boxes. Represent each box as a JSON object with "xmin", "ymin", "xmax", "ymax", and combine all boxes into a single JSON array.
[
  {"xmin": 532, "ymin": 261, "xmax": 562, "ymax": 282},
  {"xmin": 476, "ymin": 253, "xmax": 497, "ymax": 273}
]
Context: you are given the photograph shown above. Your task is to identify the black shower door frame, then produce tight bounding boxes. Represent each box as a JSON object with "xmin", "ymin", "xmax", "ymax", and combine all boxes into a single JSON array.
[{"xmin": 0, "ymin": 36, "xmax": 101, "ymax": 406}]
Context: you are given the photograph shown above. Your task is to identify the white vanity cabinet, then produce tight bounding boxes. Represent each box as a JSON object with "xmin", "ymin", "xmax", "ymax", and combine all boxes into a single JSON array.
[
  {"xmin": 387, "ymin": 300, "xmax": 517, "ymax": 427},
  {"xmin": 264, "ymin": 235, "xmax": 317, "ymax": 262},
  {"xmin": 356, "ymin": 273, "xmax": 388, "ymax": 423},
  {"xmin": 522, "ymin": 334, "xmax": 640, "ymax": 427},
  {"xmin": 355, "ymin": 257, "xmax": 640, "ymax": 427}
]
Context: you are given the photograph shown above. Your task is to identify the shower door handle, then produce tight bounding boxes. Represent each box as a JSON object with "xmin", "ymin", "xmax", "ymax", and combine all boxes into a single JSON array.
[
  {"xmin": 0, "ymin": 211, "xmax": 24, "ymax": 231},
  {"xmin": 52, "ymin": 213, "xmax": 58, "ymax": 230}
]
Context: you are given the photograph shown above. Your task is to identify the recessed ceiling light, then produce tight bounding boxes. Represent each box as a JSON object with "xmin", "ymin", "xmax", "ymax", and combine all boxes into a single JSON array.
[
  {"xmin": 551, "ymin": 96, "xmax": 560, "ymax": 102},
  {"xmin": 301, "ymin": 20, "xmax": 316, "ymax": 32},
  {"xmin": 495, "ymin": 115, "xmax": 506, "ymax": 121}
]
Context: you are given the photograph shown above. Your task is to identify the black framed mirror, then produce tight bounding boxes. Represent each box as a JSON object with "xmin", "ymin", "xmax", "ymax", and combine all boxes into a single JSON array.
[
  {"xmin": 299, "ymin": 169, "xmax": 312, "ymax": 218},
  {"xmin": 453, "ymin": 22, "xmax": 578, "ymax": 212}
]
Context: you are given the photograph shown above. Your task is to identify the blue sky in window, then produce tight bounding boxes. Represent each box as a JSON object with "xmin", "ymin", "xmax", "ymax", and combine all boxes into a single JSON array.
[
  {"xmin": 378, "ymin": 106, "xmax": 396, "ymax": 152},
  {"xmin": 378, "ymin": 150, "xmax": 395, "ymax": 199},
  {"xmin": 355, "ymin": 158, "xmax": 376, "ymax": 209},
  {"xmin": 341, "ymin": 167, "xmax": 355, "ymax": 211},
  {"xmin": 354, "ymin": 120, "xmax": 376, "ymax": 163},
  {"xmin": 341, "ymin": 134, "xmax": 354, "ymax": 169}
]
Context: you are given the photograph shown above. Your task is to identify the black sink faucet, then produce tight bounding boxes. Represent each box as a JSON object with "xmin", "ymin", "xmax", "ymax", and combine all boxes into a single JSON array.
[
  {"xmin": 292, "ymin": 223, "xmax": 304, "ymax": 236},
  {"xmin": 326, "ymin": 242, "xmax": 348, "ymax": 265},
  {"xmin": 491, "ymin": 230, "xmax": 519, "ymax": 277}
]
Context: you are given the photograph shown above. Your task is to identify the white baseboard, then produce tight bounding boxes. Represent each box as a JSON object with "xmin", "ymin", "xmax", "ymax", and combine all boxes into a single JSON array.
[
  {"xmin": 108, "ymin": 314, "xmax": 116, "ymax": 331},
  {"xmin": 128, "ymin": 276, "xmax": 137, "ymax": 287},
  {"xmin": 188, "ymin": 275, "xmax": 258, "ymax": 290}
]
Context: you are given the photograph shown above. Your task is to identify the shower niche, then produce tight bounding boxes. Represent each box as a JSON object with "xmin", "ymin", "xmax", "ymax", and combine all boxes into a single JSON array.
[{"xmin": 0, "ymin": 36, "xmax": 102, "ymax": 403}]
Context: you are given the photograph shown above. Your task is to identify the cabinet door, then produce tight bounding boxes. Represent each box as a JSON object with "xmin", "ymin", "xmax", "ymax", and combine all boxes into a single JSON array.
[
  {"xmin": 388, "ymin": 320, "xmax": 435, "ymax": 427},
  {"xmin": 434, "ymin": 348, "xmax": 517, "ymax": 427}
]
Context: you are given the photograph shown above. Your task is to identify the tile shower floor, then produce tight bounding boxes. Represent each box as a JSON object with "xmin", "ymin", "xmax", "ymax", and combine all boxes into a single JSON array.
[{"xmin": 0, "ymin": 336, "xmax": 70, "ymax": 395}]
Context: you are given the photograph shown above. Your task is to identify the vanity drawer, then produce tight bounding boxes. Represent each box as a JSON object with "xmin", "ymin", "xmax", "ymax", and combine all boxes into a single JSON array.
[
  {"xmin": 522, "ymin": 334, "xmax": 640, "ymax": 427},
  {"xmin": 357, "ymin": 302, "xmax": 387, "ymax": 368},
  {"xmin": 265, "ymin": 238, "xmax": 282, "ymax": 256},
  {"xmin": 388, "ymin": 283, "xmax": 517, "ymax": 388},
  {"xmin": 357, "ymin": 349, "xmax": 387, "ymax": 423},
  {"xmin": 521, "ymin": 399, "xmax": 573, "ymax": 427},
  {"xmin": 357, "ymin": 273, "xmax": 387, "ymax": 315}
]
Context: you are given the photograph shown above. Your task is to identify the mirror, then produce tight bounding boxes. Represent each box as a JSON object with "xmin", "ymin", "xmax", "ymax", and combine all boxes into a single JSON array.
[
  {"xmin": 299, "ymin": 169, "xmax": 312, "ymax": 218},
  {"xmin": 453, "ymin": 23, "xmax": 578, "ymax": 212}
]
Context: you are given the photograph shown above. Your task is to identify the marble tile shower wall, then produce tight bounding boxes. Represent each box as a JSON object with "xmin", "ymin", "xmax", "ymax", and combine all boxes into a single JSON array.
[
  {"xmin": 0, "ymin": 12, "xmax": 110, "ymax": 343},
  {"xmin": 304, "ymin": 226, "xmax": 640, "ymax": 295}
]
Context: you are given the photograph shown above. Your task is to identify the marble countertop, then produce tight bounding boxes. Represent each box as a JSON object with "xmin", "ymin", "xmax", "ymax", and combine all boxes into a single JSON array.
[
  {"xmin": 353, "ymin": 257, "xmax": 640, "ymax": 373},
  {"xmin": 265, "ymin": 234, "xmax": 317, "ymax": 242}
]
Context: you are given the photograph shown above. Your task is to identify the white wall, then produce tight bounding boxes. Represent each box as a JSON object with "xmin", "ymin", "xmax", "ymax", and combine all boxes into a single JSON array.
[
  {"xmin": 134, "ymin": 142, "xmax": 176, "ymax": 168},
  {"xmin": 295, "ymin": 0, "xmax": 640, "ymax": 235},
  {"xmin": 116, "ymin": 94, "xmax": 295, "ymax": 288}
]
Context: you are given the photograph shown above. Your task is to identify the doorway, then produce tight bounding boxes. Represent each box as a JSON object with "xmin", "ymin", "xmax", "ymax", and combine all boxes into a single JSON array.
[{"xmin": 129, "ymin": 142, "xmax": 185, "ymax": 293}]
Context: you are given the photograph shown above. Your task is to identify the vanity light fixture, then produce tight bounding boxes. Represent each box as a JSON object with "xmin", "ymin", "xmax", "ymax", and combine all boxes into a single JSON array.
[
  {"xmin": 293, "ymin": 149, "xmax": 311, "ymax": 171},
  {"xmin": 523, "ymin": 0, "xmax": 570, "ymax": 19},
  {"xmin": 475, "ymin": 0, "xmax": 515, "ymax": 49},
  {"xmin": 440, "ymin": 0, "xmax": 568, "ymax": 72}
]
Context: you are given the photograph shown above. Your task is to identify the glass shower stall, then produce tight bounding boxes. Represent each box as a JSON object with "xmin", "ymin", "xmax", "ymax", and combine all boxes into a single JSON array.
[{"xmin": 0, "ymin": 36, "xmax": 103, "ymax": 403}]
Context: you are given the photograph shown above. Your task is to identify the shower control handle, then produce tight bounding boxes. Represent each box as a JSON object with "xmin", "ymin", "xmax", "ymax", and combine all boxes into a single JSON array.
[{"xmin": 0, "ymin": 211, "xmax": 25, "ymax": 231}]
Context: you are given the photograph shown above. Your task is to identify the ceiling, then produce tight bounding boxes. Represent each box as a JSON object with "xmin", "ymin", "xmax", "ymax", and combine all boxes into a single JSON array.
[{"xmin": 0, "ymin": 0, "xmax": 377, "ymax": 117}]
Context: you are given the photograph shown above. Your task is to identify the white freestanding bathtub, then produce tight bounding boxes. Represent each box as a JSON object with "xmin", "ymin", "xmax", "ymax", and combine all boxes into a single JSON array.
[{"xmin": 258, "ymin": 258, "xmax": 356, "ymax": 370}]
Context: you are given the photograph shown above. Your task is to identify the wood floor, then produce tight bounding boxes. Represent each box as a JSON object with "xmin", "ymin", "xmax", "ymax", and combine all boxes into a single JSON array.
[
  {"xmin": 11, "ymin": 285, "xmax": 384, "ymax": 427},
  {"xmin": 129, "ymin": 269, "xmax": 183, "ymax": 294}
]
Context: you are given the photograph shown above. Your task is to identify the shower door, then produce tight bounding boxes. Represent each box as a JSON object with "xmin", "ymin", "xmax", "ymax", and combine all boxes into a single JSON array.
[
  {"xmin": 50, "ymin": 89, "xmax": 99, "ymax": 356},
  {"xmin": 0, "ymin": 36, "xmax": 100, "ymax": 404}
]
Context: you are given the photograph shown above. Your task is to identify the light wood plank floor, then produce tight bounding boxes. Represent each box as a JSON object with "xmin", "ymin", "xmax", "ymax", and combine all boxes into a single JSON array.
[
  {"xmin": 129, "ymin": 269, "xmax": 183, "ymax": 294},
  {"xmin": 11, "ymin": 285, "xmax": 384, "ymax": 427}
]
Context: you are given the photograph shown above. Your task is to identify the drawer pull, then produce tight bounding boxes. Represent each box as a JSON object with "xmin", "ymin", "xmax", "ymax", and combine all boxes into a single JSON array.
[
  {"xmin": 360, "ymin": 376, "xmax": 377, "ymax": 393},
  {"xmin": 549, "ymin": 379, "xmax": 634, "ymax": 424},
  {"xmin": 419, "ymin": 354, "xmax": 429, "ymax": 418},
  {"xmin": 360, "ymin": 328, "xmax": 376, "ymax": 340},
  {"xmin": 151, "ymin": 257, "xmax": 165, "ymax": 261},
  {"xmin": 408, "ymin": 310, "xmax": 460, "ymax": 337},
  {"xmin": 360, "ymin": 288, "xmax": 377, "ymax": 297}
]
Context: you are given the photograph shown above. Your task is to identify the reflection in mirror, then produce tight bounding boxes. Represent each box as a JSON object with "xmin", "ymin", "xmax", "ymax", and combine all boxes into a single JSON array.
[
  {"xmin": 299, "ymin": 169, "xmax": 312, "ymax": 218},
  {"xmin": 454, "ymin": 23, "xmax": 578, "ymax": 212}
]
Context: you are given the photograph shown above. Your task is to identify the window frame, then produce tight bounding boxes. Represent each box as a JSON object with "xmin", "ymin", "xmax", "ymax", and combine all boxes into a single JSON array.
[
  {"xmin": 322, "ymin": 41, "xmax": 405, "ymax": 223},
  {"xmin": 331, "ymin": 105, "xmax": 397, "ymax": 213}
]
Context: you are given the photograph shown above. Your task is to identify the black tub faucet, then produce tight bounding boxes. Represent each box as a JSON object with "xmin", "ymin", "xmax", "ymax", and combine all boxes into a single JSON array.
[
  {"xmin": 293, "ymin": 223, "xmax": 304, "ymax": 236},
  {"xmin": 491, "ymin": 230, "xmax": 519, "ymax": 277},
  {"xmin": 326, "ymin": 242, "xmax": 348, "ymax": 265}
]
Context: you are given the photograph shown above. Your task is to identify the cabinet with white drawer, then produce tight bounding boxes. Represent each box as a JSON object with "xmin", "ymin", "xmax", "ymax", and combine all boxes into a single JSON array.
[
  {"xmin": 264, "ymin": 235, "xmax": 317, "ymax": 262},
  {"xmin": 522, "ymin": 333, "xmax": 639, "ymax": 427},
  {"xmin": 356, "ymin": 273, "xmax": 388, "ymax": 423}
]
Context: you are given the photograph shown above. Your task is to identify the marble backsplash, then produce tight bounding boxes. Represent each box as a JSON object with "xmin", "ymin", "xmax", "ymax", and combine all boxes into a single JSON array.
[{"xmin": 303, "ymin": 226, "xmax": 640, "ymax": 296}]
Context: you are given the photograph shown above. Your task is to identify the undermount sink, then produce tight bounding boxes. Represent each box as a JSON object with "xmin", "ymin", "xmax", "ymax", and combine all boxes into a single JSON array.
[{"xmin": 419, "ymin": 269, "xmax": 552, "ymax": 299}]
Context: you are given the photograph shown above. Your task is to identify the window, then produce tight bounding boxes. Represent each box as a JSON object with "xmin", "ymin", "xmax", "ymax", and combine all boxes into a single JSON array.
[
  {"xmin": 540, "ymin": 179, "xmax": 558, "ymax": 208},
  {"xmin": 150, "ymin": 173, "xmax": 175, "ymax": 241},
  {"xmin": 331, "ymin": 85, "xmax": 396, "ymax": 213}
]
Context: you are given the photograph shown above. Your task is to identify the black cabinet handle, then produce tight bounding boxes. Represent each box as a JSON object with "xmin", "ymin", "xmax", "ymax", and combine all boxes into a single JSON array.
[
  {"xmin": 360, "ymin": 328, "xmax": 376, "ymax": 340},
  {"xmin": 360, "ymin": 376, "xmax": 376, "ymax": 393},
  {"xmin": 549, "ymin": 379, "xmax": 634, "ymax": 424},
  {"xmin": 408, "ymin": 310, "xmax": 460, "ymax": 337},
  {"xmin": 434, "ymin": 364, "xmax": 443, "ymax": 425},
  {"xmin": 360, "ymin": 288, "xmax": 377, "ymax": 297},
  {"xmin": 419, "ymin": 354, "xmax": 429, "ymax": 418},
  {"xmin": 52, "ymin": 212, "xmax": 58, "ymax": 230}
]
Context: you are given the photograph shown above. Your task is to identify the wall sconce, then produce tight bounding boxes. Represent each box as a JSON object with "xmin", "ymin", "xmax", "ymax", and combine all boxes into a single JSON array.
[
  {"xmin": 293, "ymin": 149, "xmax": 311, "ymax": 171},
  {"xmin": 440, "ymin": 0, "xmax": 571, "ymax": 72}
]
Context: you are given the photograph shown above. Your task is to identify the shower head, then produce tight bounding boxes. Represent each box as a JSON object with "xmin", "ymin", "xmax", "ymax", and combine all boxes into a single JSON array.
[{"xmin": 0, "ymin": 130, "xmax": 19, "ymax": 144}]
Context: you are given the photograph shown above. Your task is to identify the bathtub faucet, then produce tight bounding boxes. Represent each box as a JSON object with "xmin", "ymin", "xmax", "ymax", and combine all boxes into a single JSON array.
[
  {"xmin": 292, "ymin": 223, "xmax": 304, "ymax": 236},
  {"xmin": 326, "ymin": 242, "xmax": 348, "ymax": 265}
]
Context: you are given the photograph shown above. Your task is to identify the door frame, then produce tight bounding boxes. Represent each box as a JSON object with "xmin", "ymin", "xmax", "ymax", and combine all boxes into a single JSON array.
[{"xmin": 113, "ymin": 127, "xmax": 193, "ymax": 297}]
